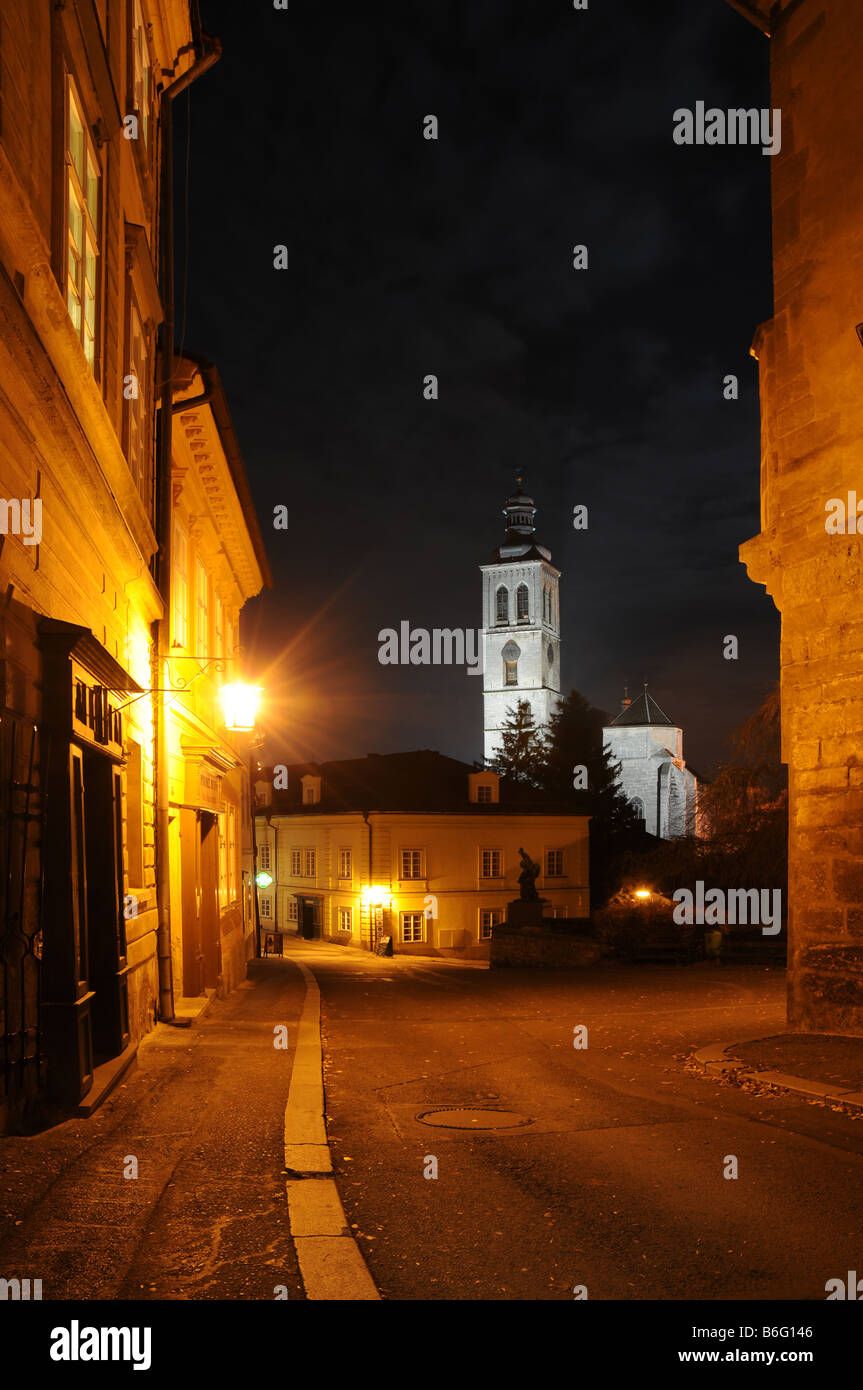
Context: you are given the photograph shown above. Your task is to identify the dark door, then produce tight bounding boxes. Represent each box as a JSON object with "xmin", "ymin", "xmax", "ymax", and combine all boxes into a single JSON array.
[
  {"xmin": 299, "ymin": 898, "xmax": 319, "ymax": 939},
  {"xmin": 199, "ymin": 811, "xmax": 220, "ymax": 988},
  {"xmin": 180, "ymin": 808, "xmax": 204, "ymax": 996},
  {"xmin": 83, "ymin": 752, "xmax": 129, "ymax": 1064}
]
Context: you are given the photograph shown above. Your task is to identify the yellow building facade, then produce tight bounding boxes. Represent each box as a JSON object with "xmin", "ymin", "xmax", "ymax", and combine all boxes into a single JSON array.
[{"xmin": 256, "ymin": 756, "xmax": 590, "ymax": 958}]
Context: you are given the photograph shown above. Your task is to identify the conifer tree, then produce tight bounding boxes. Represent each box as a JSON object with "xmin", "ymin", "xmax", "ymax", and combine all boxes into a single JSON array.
[{"xmin": 488, "ymin": 699, "xmax": 546, "ymax": 786}]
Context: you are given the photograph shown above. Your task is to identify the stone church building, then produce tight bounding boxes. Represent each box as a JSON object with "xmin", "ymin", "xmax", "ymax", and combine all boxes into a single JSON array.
[{"xmin": 481, "ymin": 479, "xmax": 700, "ymax": 840}]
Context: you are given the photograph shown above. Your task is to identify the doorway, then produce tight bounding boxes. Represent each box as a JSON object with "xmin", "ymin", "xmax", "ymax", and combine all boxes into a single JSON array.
[{"xmin": 80, "ymin": 748, "xmax": 129, "ymax": 1065}]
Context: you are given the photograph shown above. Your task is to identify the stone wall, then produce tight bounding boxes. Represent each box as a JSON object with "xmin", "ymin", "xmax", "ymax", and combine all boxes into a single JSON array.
[
  {"xmin": 490, "ymin": 925, "xmax": 600, "ymax": 969},
  {"xmin": 739, "ymin": 0, "xmax": 863, "ymax": 1031}
]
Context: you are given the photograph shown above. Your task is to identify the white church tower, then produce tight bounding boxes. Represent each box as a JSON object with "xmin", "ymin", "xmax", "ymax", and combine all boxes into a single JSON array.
[
  {"xmin": 602, "ymin": 685, "xmax": 702, "ymax": 839},
  {"xmin": 481, "ymin": 476, "xmax": 561, "ymax": 764}
]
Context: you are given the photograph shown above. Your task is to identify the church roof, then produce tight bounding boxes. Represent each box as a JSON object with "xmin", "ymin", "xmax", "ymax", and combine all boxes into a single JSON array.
[{"xmin": 610, "ymin": 691, "xmax": 674, "ymax": 727}]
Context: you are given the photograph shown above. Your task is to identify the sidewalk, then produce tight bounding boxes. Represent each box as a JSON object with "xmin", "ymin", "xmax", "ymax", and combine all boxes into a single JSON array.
[
  {"xmin": 0, "ymin": 960, "xmax": 306, "ymax": 1299},
  {"xmin": 692, "ymin": 1032, "xmax": 863, "ymax": 1113}
]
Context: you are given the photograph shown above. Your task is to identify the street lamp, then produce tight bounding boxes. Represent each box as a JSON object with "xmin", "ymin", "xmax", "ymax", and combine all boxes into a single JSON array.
[
  {"xmin": 219, "ymin": 682, "xmax": 262, "ymax": 731},
  {"xmin": 634, "ymin": 888, "xmax": 652, "ymax": 900}
]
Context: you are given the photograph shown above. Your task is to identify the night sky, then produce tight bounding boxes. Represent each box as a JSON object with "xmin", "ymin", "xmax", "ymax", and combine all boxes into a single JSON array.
[{"xmin": 177, "ymin": 0, "xmax": 778, "ymax": 777}]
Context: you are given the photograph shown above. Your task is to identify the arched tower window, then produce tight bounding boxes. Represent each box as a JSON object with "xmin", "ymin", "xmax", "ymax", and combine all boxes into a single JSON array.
[
  {"xmin": 495, "ymin": 586, "xmax": 509, "ymax": 625},
  {"xmin": 631, "ymin": 797, "xmax": 645, "ymax": 821},
  {"xmin": 516, "ymin": 584, "xmax": 529, "ymax": 621},
  {"xmin": 501, "ymin": 640, "xmax": 520, "ymax": 686}
]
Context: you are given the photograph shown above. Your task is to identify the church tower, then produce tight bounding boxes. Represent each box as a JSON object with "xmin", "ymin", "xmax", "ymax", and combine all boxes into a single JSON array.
[{"xmin": 481, "ymin": 476, "xmax": 561, "ymax": 764}]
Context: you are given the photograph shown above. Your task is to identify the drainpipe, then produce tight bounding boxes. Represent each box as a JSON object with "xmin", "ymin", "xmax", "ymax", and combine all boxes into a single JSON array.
[
  {"xmin": 362, "ymin": 811, "xmax": 373, "ymax": 950},
  {"xmin": 153, "ymin": 19, "xmax": 221, "ymax": 1025}
]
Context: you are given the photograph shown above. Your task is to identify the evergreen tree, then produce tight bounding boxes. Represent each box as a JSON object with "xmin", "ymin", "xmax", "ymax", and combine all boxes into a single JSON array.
[
  {"xmin": 488, "ymin": 700, "xmax": 546, "ymax": 785},
  {"xmin": 540, "ymin": 688, "xmax": 639, "ymax": 905}
]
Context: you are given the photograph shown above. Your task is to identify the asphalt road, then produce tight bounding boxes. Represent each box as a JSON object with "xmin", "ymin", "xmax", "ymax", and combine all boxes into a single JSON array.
[{"xmin": 298, "ymin": 941, "xmax": 863, "ymax": 1302}]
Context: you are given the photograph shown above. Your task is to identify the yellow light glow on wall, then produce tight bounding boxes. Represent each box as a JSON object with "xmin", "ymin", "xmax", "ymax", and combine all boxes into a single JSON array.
[
  {"xmin": 634, "ymin": 888, "xmax": 652, "ymax": 900},
  {"xmin": 219, "ymin": 682, "xmax": 261, "ymax": 731}
]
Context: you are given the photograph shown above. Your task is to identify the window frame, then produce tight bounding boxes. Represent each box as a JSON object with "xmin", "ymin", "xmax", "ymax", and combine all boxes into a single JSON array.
[
  {"xmin": 480, "ymin": 847, "xmax": 503, "ymax": 879},
  {"xmin": 545, "ymin": 849, "xmax": 564, "ymax": 877},
  {"xmin": 173, "ymin": 521, "xmax": 189, "ymax": 649},
  {"xmin": 480, "ymin": 907, "xmax": 504, "ymax": 939},
  {"xmin": 400, "ymin": 848, "xmax": 424, "ymax": 880},
  {"xmin": 338, "ymin": 848, "xmax": 352, "ymax": 879},
  {"xmin": 63, "ymin": 72, "xmax": 102, "ymax": 376},
  {"xmin": 400, "ymin": 911, "xmax": 425, "ymax": 944},
  {"xmin": 290, "ymin": 847, "xmax": 302, "ymax": 877}
]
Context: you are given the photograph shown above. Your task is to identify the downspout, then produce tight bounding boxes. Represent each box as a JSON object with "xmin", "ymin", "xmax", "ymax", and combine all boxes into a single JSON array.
[
  {"xmin": 362, "ymin": 811, "xmax": 373, "ymax": 951},
  {"xmin": 153, "ymin": 22, "xmax": 221, "ymax": 1024}
]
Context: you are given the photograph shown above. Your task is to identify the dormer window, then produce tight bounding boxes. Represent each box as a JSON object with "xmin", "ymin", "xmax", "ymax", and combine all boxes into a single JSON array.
[
  {"xmin": 301, "ymin": 774, "xmax": 321, "ymax": 805},
  {"xmin": 469, "ymin": 771, "xmax": 500, "ymax": 804}
]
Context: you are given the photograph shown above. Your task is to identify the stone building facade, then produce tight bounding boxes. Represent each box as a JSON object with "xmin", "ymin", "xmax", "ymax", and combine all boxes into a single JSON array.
[
  {"xmin": 603, "ymin": 690, "xmax": 700, "ymax": 839},
  {"xmin": 729, "ymin": 0, "xmax": 863, "ymax": 1032},
  {"xmin": 482, "ymin": 478, "xmax": 561, "ymax": 763}
]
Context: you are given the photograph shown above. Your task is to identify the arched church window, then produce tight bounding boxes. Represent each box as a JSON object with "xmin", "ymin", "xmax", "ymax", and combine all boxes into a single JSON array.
[
  {"xmin": 501, "ymin": 639, "xmax": 520, "ymax": 686},
  {"xmin": 496, "ymin": 586, "xmax": 509, "ymax": 625},
  {"xmin": 631, "ymin": 797, "xmax": 644, "ymax": 821},
  {"xmin": 516, "ymin": 584, "xmax": 529, "ymax": 621}
]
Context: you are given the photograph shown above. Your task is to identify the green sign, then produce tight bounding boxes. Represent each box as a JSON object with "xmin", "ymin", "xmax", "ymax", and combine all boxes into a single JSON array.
[{"xmin": 255, "ymin": 871, "xmax": 273, "ymax": 888}]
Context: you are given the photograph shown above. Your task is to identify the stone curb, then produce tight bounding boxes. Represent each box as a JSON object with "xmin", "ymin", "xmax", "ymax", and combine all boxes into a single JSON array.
[
  {"xmin": 691, "ymin": 1037, "xmax": 863, "ymax": 1113},
  {"xmin": 282, "ymin": 960, "xmax": 380, "ymax": 1300}
]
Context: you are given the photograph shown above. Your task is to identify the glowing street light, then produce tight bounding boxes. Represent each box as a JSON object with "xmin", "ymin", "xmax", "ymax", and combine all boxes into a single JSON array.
[
  {"xmin": 634, "ymin": 888, "xmax": 652, "ymax": 900},
  {"xmin": 361, "ymin": 885, "xmax": 391, "ymax": 908},
  {"xmin": 219, "ymin": 682, "xmax": 261, "ymax": 731},
  {"xmin": 255, "ymin": 871, "xmax": 273, "ymax": 889}
]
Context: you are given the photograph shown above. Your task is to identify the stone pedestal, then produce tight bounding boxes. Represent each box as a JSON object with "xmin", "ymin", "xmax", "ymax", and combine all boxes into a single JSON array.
[{"xmin": 506, "ymin": 898, "xmax": 548, "ymax": 931}]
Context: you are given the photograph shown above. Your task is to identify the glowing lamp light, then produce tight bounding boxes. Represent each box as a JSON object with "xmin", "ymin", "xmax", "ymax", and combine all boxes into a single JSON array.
[
  {"xmin": 361, "ymin": 885, "xmax": 390, "ymax": 908},
  {"xmin": 634, "ymin": 888, "xmax": 652, "ymax": 900},
  {"xmin": 255, "ymin": 871, "xmax": 273, "ymax": 888},
  {"xmin": 219, "ymin": 682, "xmax": 261, "ymax": 731}
]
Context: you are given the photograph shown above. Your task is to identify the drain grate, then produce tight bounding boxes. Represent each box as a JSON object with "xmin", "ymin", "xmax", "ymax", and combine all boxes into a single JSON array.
[{"xmin": 416, "ymin": 1107, "xmax": 533, "ymax": 1130}]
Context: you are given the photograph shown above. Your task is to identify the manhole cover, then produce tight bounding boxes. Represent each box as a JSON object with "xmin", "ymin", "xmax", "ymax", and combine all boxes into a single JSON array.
[{"xmin": 416, "ymin": 1107, "xmax": 533, "ymax": 1130}]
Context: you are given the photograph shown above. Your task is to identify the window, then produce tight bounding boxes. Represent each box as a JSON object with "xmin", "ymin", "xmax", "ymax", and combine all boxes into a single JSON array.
[
  {"xmin": 259, "ymin": 843, "xmax": 272, "ymax": 871},
  {"xmin": 65, "ymin": 76, "xmax": 100, "ymax": 371},
  {"xmin": 631, "ymin": 797, "xmax": 645, "ymax": 820},
  {"xmin": 546, "ymin": 849, "xmax": 564, "ymax": 877},
  {"xmin": 290, "ymin": 848, "xmax": 302, "ymax": 876},
  {"xmin": 516, "ymin": 584, "xmax": 529, "ymax": 621},
  {"xmin": 304, "ymin": 788, "xmax": 316, "ymax": 804},
  {"xmin": 338, "ymin": 906, "xmax": 352, "ymax": 932},
  {"xmin": 125, "ymin": 738, "xmax": 144, "ymax": 885},
  {"xmin": 304, "ymin": 849, "xmax": 316, "ymax": 878},
  {"xmin": 131, "ymin": 0, "xmax": 153, "ymax": 149},
  {"xmin": 195, "ymin": 559, "xmax": 209, "ymax": 658},
  {"xmin": 495, "ymin": 586, "xmax": 509, "ymax": 625},
  {"xmin": 218, "ymin": 812, "xmax": 228, "ymax": 909},
  {"xmin": 505, "ymin": 660, "xmax": 518, "ymax": 686},
  {"xmin": 481, "ymin": 848, "xmax": 502, "ymax": 878},
  {"xmin": 260, "ymin": 896, "xmax": 273, "ymax": 921},
  {"xmin": 173, "ymin": 522, "xmax": 188, "ymax": 648},
  {"xmin": 214, "ymin": 593, "xmax": 224, "ymax": 659},
  {"xmin": 288, "ymin": 899, "xmax": 298, "ymax": 922},
  {"xmin": 400, "ymin": 848, "xmax": 423, "ymax": 879},
  {"xmin": 124, "ymin": 294, "xmax": 151, "ymax": 512},
  {"xmin": 476, "ymin": 784, "xmax": 493, "ymax": 804},
  {"xmin": 480, "ymin": 908, "xmax": 504, "ymax": 939},
  {"xmin": 401, "ymin": 911, "xmax": 424, "ymax": 943},
  {"xmin": 338, "ymin": 848, "xmax": 352, "ymax": 879}
]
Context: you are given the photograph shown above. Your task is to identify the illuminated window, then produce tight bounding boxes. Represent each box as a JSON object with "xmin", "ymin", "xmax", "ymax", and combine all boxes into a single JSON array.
[
  {"xmin": 516, "ymin": 584, "xmax": 529, "ymax": 621},
  {"xmin": 480, "ymin": 848, "xmax": 502, "ymax": 878},
  {"xmin": 288, "ymin": 899, "xmax": 298, "ymax": 922},
  {"xmin": 338, "ymin": 848, "xmax": 352, "ymax": 878},
  {"xmin": 214, "ymin": 593, "xmax": 224, "ymax": 659},
  {"xmin": 173, "ymin": 522, "xmax": 188, "ymax": 648},
  {"xmin": 218, "ymin": 813, "xmax": 228, "ymax": 909},
  {"xmin": 195, "ymin": 559, "xmax": 209, "ymax": 659},
  {"xmin": 505, "ymin": 660, "xmax": 518, "ymax": 686},
  {"xmin": 476, "ymin": 784, "xmax": 492, "ymax": 803},
  {"xmin": 401, "ymin": 911, "xmax": 424, "ymax": 943},
  {"xmin": 545, "ymin": 849, "xmax": 564, "ymax": 877},
  {"xmin": 124, "ymin": 294, "xmax": 151, "ymax": 513},
  {"xmin": 400, "ymin": 848, "xmax": 423, "ymax": 879},
  {"xmin": 304, "ymin": 849, "xmax": 316, "ymax": 878},
  {"xmin": 260, "ymin": 843, "xmax": 272, "ymax": 871},
  {"xmin": 290, "ymin": 847, "xmax": 301, "ymax": 876},
  {"xmin": 495, "ymin": 586, "xmax": 509, "ymax": 624},
  {"xmin": 338, "ymin": 906, "xmax": 352, "ymax": 932},
  {"xmin": 480, "ymin": 908, "xmax": 503, "ymax": 939},
  {"xmin": 65, "ymin": 76, "xmax": 100, "ymax": 371},
  {"xmin": 131, "ymin": 0, "xmax": 153, "ymax": 149}
]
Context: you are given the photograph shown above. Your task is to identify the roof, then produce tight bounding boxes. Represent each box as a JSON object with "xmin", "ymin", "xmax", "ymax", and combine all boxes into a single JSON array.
[
  {"xmin": 261, "ymin": 749, "xmax": 580, "ymax": 816},
  {"xmin": 610, "ymin": 691, "xmax": 675, "ymax": 728}
]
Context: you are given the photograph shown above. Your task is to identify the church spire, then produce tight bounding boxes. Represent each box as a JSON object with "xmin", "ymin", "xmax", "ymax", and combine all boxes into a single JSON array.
[{"xmin": 501, "ymin": 474, "xmax": 537, "ymax": 542}]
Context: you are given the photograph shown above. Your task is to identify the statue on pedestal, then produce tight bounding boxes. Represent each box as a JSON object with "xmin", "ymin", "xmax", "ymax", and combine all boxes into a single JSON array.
[{"xmin": 517, "ymin": 847, "xmax": 541, "ymax": 901}]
